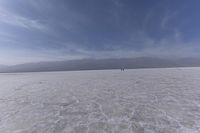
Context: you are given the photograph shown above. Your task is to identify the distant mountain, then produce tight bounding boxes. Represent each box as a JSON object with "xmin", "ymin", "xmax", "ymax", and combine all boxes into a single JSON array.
[
  {"xmin": 0, "ymin": 65, "xmax": 7, "ymax": 69},
  {"xmin": 0, "ymin": 57, "xmax": 200, "ymax": 73}
]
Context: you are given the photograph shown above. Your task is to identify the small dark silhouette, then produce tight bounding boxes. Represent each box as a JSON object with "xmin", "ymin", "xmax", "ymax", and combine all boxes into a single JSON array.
[{"xmin": 121, "ymin": 68, "xmax": 125, "ymax": 71}]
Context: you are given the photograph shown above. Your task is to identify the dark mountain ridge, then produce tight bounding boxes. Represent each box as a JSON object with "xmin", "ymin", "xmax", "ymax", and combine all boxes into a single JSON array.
[{"xmin": 0, "ymin": 57, "xmax": 200, "ymax": 73}]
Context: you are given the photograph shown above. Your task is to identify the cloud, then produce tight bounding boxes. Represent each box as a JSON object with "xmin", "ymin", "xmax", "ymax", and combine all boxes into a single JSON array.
[
  {"xmin": 1, "ymin": 35, "xmax": 200, "ymax": 65},
  {"xmin": 0, "ymin": 0, "xmax": 199, "ymax": 65},
  {"xmin": 0, "ymin": 7, "xmax": 46, "ymax": 31},
  {"xmin": 161, "ymin": 10, "xmax": 178, "ymax": 30},
  {"xmin": 111, "ymin": 0, "xmax": 123, "ymax": 7}
]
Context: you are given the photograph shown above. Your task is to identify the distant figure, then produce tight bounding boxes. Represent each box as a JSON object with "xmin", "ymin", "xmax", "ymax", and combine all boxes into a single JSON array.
[{"xmin": 121, "ymin": 68, "xmax": 125, "ymax": 71}]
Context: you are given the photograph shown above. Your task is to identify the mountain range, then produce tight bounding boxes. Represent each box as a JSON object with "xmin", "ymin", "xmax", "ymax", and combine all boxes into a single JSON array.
[{"xmin": 0, "ymin": 57, "xmax": 200, "ymax": 73}]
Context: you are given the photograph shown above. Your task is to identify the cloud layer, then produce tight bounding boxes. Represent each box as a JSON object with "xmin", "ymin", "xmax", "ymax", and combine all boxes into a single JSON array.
[{"xmin": 0, "ymin": 0, "xmax": 200, "ymax": 64}]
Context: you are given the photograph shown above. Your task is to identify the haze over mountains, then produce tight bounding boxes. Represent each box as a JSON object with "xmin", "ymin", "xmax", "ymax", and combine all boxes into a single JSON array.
[
  {"xmin": 0, "ymin": 57, "xmax": 200, "ymax": 73},
  {"xmin": 0, "ymin": 65, "xmax": 7, "ymax": 69}
]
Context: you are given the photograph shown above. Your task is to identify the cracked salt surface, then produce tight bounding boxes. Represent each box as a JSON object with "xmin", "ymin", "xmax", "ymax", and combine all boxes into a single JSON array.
[{"xmin": 0, "ymin": 68, "xmax": 200, "ymax": 133}]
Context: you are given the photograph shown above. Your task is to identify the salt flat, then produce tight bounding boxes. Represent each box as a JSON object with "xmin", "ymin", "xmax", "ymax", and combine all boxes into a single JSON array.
[{"xmin": 0, "ymin": 68, "xmax": 200, "ymax": 133}]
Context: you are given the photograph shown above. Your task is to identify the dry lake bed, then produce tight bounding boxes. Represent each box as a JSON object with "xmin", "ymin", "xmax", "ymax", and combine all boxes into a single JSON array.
[{"xmin": 0, "ymin": 68, "xmax": 200, "ymax": 133}]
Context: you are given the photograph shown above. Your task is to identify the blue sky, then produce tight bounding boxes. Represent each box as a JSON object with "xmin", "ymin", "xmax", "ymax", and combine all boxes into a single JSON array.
[{"xmin": 0, "ymin": 0, "xmax": 200, "ymax": 65}]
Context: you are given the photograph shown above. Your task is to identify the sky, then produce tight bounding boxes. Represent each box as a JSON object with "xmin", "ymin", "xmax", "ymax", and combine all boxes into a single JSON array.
[{"xmin": 0, "ymin": 0, "xmax": 200, "ymax": 65}]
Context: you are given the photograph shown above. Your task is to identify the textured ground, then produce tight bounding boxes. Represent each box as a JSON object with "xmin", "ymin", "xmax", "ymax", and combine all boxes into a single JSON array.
[{"xmin": 0, "ymin": 68, "xmax": 200, "ymax": 133}]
